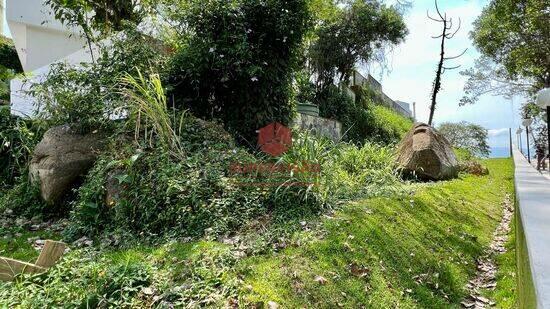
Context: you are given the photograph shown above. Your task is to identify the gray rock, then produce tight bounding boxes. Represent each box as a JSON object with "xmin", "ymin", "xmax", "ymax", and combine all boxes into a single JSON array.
[
  {"xmin": 29, "ymin": 125, "xmax": 103, "ymax": 204},
  {"xmin": 397, "ymin": 123, "xmax": 459, "ymax": 180}
]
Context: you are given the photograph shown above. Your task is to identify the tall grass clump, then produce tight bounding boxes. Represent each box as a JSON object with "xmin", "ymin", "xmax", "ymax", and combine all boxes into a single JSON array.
[
  {"xmin": 120, "ymin": 70, "xmax": 186, "ymax": 158},
  {"xmin": 278, "ymin": 131, "xmax": 405, "ymax": 205}
]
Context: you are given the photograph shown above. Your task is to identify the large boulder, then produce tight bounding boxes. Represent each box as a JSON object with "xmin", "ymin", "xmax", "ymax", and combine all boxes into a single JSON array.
[
  {"xmin": 29, "ymin": 125, "xmax": 103, "ymax": 204},
  {"xmin": 396, "ymin": 123, "xmax": 459, "ymax": 180}
]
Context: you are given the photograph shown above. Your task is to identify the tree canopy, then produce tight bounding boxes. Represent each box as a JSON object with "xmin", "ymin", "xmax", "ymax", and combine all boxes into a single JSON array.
[
  {"xmin": 438, "ymin": 121, "xmax": 491, "ymax": 157},
  {"xmin": 462, "ymin": 0, "xmax": 550, "ymax": 104},
  {"xmin": 309, "ymin": 0, "xmax": 407, "ymax": 88}
]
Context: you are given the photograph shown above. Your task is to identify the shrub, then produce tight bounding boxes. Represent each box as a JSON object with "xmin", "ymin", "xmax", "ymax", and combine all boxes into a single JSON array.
[
  {"xmin": 0, "ymin": 106, "xmax": 42, "ymax": 188},
  {"xmin": 0, "ymin": 250, "xmax": 154, "ymax": 308},
  {"xmin": 0, "ymin": 177, "xmax": 46, "ymax": 217},
  {"xmin": 0, "ymin": 36, "xmax": 23, "ymax": 73},
  {"xmin": 120, "ymin": 71, "xmax": 187, "ymax": 158},
  {"xmin": 65, "ymin": 116, "xmax": 271, "ymax": 240},
  {"xmin": 279, "ymin": 131, "xmax": 404, "ymax": 203},
  {"xmin": 0, "ymin": 35, "xmax": 23, "ymax": 103},
  {"xmin": 167, "ymin": 0, "xmax": 311, "ymax": 143}
]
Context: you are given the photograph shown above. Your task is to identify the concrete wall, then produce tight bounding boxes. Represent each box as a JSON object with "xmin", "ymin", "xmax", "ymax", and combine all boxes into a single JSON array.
[
  {"xmin": 7, "ymin": 0, "xmax": 87, "ymax": 72},
  {"xmin": 292, "ymin": 113, "xmax": 342, "ymax": 142},
  {"xmin": 513, "ymin": 148, "xmax": 550, "ymax": 308},
  {"xmin": 347, "ymin": 70, "xmax": 413, "ymax": 119}
]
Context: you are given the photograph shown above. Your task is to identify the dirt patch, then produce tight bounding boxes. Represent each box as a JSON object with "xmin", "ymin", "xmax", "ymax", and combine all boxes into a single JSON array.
[{"xmin": 461, "ymin": 194, "xmax": 514, "ymax": 308}]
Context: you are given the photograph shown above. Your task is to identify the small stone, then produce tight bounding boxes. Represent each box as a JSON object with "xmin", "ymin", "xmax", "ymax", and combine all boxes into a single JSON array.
[
  {"xmin": 314, "ymin": 275, "xmax": 328, "ymax": 285},
  {"xmin": 142, "ymin": 287, "xmax": 154, "ymax": 295},
  {"xmin": 267, "ymin": 301, "xmax": 279, "ymax": 309}
]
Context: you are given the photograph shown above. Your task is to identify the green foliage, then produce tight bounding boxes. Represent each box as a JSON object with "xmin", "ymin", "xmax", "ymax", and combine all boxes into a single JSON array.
[
  {"xmin": 0, "ymin": 178, "xmax": 46, "ymax": 218},
  {"xmin": 454, "ymin": 147, "xmax": 475, "ymax": 162},
  {"xmin": 0, "ymin": 249, "xmax": 154, "ymax": 307},
  {"xmin": 473, "ymin": 0, "xmax": 549, "ymax": 87},
  {"xmin": 29, "ymin": 30, "xmax": 166, "ymax": 133},
  {"xmin": 462, "ymin": 0, "xmax": 550, "ymax": 105},
  {"xmin": 0, "ymin": 36, "xmax": 23, "ymax": 73},
  {"xmin": 438, "ymin": 121, "xmax": 490, "ymax": 158},
  {"xmin": 167, "ymin": 0, "xmax": 311, "ymax": 143},
  {"xmin": 120, "ymin": 71, "xmax": 187, "ymax": 158},
  {"xmin": 45, "ymin": 0, "xmax": 155, "ymax": 40},
  {"xmin": 0, "ymin": 107, "xmax": 42, "ymax": 187},
  {"xmin": 0, "ymin": 36, "xmax": 23, "ymax": 103},
  {"xmin": 65, "ymin": 116, "xmax": 268, "ymax": 239},
  {"xmin": 279, "ymin": 132, "xmax": 405, "ymax": 203},
  {"xmin": 0, "ymin": 159, "xmax": 515, "ymax": 307},
  {"xmin": 309, "ymin": 0, "xmax": 407, "ymax": 86},
  {"xmin": 316, "ymin": 85, "xmax": 412, "ymax": 144}
]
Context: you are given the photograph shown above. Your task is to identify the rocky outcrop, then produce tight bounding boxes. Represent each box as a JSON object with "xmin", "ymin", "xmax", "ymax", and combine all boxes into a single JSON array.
[
  {"xmin": 29, "ymin": 125, "xmax": 103, "ymax": 204},
  {"xmin": 397, "ymin": 123, "xmax": 459, "ymax": 180}
]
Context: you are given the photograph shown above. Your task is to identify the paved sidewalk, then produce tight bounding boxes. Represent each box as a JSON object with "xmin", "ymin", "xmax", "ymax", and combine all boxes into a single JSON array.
[{"xmin": 513, "ymin": 148, "xmax": 550, "ymax": 308}]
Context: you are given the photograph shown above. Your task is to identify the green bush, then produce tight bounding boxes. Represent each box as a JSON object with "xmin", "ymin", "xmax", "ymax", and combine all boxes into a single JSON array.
[
  {"xmin": 279, "ymin": 131, "xmax": 405, "ymax": 203},
  {"xmin": 65, "ymin": 116, "xmax": 319, "ymax": 240},
  {"xmin": 167, "ymin": 0, "xmax": 311, "ymax": 143},
  {"xmin": 0, "ymin": 177, "xmax": 46, "ymax": 217},
  {"xmin": 0, "ymin": 250, "xmax": 153, "ymax": 308},
  {"xmin": 0, "ymin": 35, "xmax": 23, "ymax": 103},
  {"xmin": 0, "ymin": 106, "xmax": 42, "ymax": 188},
  {"xmin": 0, "ymin": 36, "xmax": 23, "ymax": 73}
]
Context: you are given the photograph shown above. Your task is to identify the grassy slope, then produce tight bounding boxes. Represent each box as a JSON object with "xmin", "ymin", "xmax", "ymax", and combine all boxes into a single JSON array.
[
  {"xmin": 239, "ymin": 159, "xmax": 515, "ymax": 307},
  {"xmin": 0, "ymin": 159, "xmax": 516, "ymax": 307},
  {"xmin": 371, "ymin": 104, "xmax": 413, "ymax": 139}
]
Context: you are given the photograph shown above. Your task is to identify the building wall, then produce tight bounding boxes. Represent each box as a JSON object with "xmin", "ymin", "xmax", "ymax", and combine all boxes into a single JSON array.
[{"xmin": 6, "ymin": 0, "xmax": 92, "ymax": 117}]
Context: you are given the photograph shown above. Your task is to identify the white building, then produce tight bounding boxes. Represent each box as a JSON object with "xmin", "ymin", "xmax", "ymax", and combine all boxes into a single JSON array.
[{"xmin": 6, "ymin": 0, "xmax": 93, "ymax": 117}]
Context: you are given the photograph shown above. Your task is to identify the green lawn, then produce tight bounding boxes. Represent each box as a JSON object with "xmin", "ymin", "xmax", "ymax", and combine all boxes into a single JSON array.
[
  {"xmin": 0, "ymin": 159, "xmax": 516, "ymax": 307},
  {"xmin": 238, "ymin": 158, "xmax": 515, "ymax": 307}
]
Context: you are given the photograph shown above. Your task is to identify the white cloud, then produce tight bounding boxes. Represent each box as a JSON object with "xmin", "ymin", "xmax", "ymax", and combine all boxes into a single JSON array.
[{"xmin": 488, "ymin": 128, "xmax": 509, "ymax": 137}]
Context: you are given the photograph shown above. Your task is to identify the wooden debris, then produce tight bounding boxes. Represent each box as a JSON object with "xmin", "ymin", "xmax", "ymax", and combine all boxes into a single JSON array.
[
  {"xmin": 0, "ymin": 257, "xmax": 46, "ymax": 281},
  {"xmin": 35, "ymin": 240, "xmax": 66, "ymax": 268},
  {"xmin": 0, "ymin": 239, "xmax": 67, "ymax": 281}
]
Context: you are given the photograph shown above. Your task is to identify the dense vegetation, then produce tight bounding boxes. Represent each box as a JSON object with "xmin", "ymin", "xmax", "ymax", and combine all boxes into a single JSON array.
[
  {"xmin": 0, "ymin": 0, "xmax": 517, "ymax": 307},
  {"xmin": 0, "ymin": 35, "xmax": 23, "ymax": 103},
  {"xmin": 168, "ymin": 0, "xmax": 311, "ymax": 142},
  {"xmin": 0, "ymin": 159, "xmax": 515, "ymax": 307}
]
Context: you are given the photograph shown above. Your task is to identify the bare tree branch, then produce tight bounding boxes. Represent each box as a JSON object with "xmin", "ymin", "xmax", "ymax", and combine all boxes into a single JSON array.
[{"xmin": 444, "ymin": 48, "xmax": 468, "ymax": 60}]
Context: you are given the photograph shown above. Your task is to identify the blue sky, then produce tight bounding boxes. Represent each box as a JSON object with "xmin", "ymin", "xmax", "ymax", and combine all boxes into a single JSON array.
[
  {"xmin": 370, "ymin": 0, "xmax": 524, "ymax": 148},
  {"xmin": 2, "ymin": 0, "xmax": 522, "ymax": 148}
]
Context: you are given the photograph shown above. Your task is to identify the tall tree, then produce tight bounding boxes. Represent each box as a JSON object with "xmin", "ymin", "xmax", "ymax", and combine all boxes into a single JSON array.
[
  {"xmin": 427, "ymin": 0, "xmax": 466, "ymax": 126},
  {"xmin": 461, "ymin": 0, "xmax": 550, "ymax": 105},
  {"xmin": 308, "ymin": 0, "xmax": 407, "ymax": 89}
]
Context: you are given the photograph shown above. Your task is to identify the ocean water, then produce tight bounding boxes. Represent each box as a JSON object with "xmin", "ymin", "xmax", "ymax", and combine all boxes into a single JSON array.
[{"xmin": 490, "ymin": 147, "xmax": 512, "ymax": 158}]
